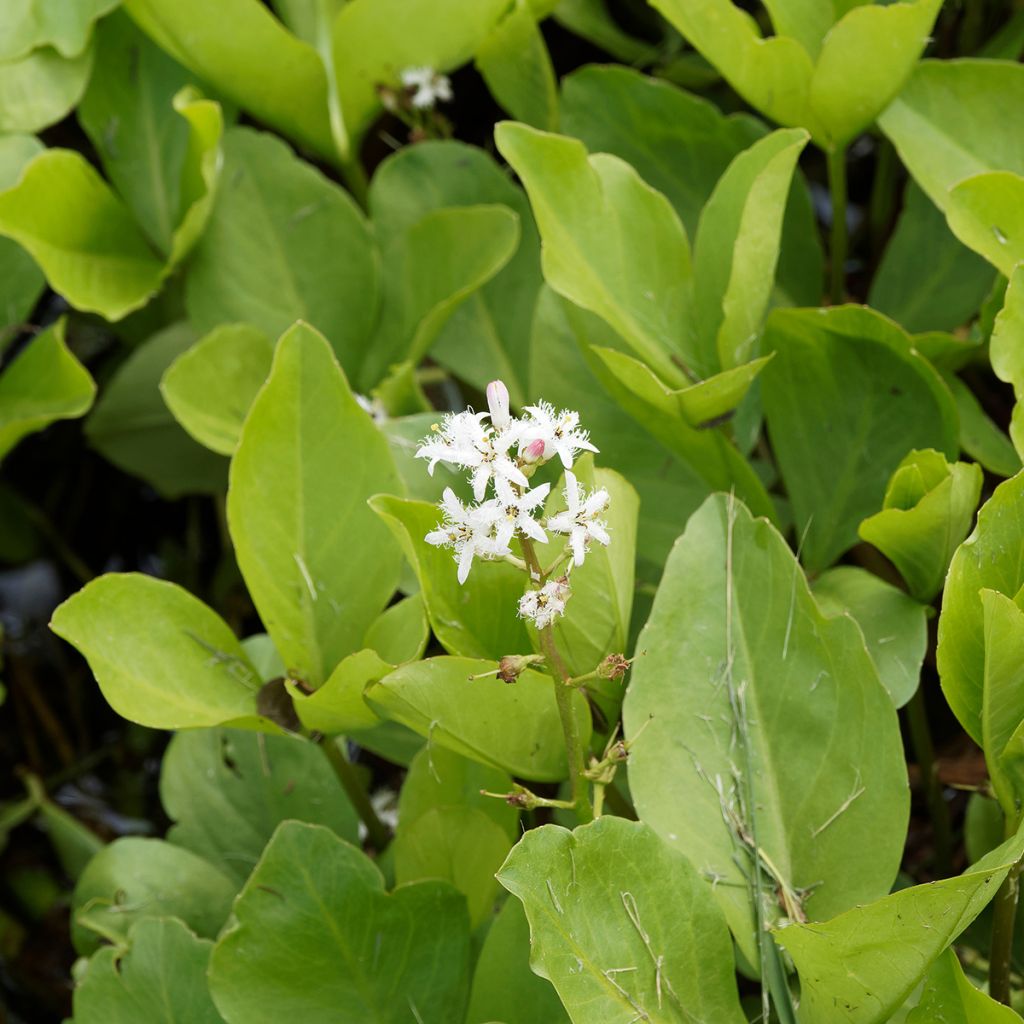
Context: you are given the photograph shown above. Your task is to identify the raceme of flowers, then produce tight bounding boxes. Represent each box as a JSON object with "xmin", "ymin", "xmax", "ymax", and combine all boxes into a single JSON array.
[{"xmin": 415, "ymin": 380, "xmax": 610, "ymax": 628}]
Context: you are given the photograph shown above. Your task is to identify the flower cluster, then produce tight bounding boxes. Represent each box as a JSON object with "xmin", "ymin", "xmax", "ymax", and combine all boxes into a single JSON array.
[
  {"xmin": 416, "ymin": 380, "xmax": 610, "ymax": 628},
  {"xmin": 399, "ymin": 66, "xmax": 453, "ymax": 110}
]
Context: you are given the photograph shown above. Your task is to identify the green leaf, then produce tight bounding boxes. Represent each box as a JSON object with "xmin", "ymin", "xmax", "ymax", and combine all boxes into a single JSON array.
[
  {"xmin": 0, "ymin": 133, "xmax": 44, "ymax": 346},
  {"xmin": 623, "ymin": 494, "xmax": 909, "ymax": 966},
  {"xmin": 160, "ymin": 323, "xmax": 274, "ymax": 455},
  {"xmin": 774, "ymin": 824, "xmax": 1024, "ymax": 1024},
  {"xmin": 859, "ymin": 449, "xmax": 983, "ymax": 603},
  {"xmin": 227, "ymin": 321, "xmax": 403, "ymax": 687},
  {"xmin": 467, "ymin": 896, "xmax": 568, "ymax": 1024},
  {"xmin": 286, "ymin": 648, "xmax": 393, "ymax": 735},
  {"xmin": 907, "ymin": 949, "xmax": 1021, "ymax": 1024},
  {"xmin": 939, "ymin": 369, "xmax": 1021, "ymax": 478},
  {"xmin": 869, "ymin": 181, "xmax": 996, "ymax": 334},
  {"xmin": 161, "ymin": 727, "xmax": 359, "ymax": 885},
  {"xmin": 692, "ymin": 127, "xmax": 808, "ymax": 374},
  {"xmin": 86, "ymin": 322, "xmax": 228, "ymax": 497},
  {"xmin": 0, "ymin": 0, "xmax": 119, "ymax": 61},
  {"xmin": 497, "ymin": 817, "xmax": 746, "ymax": 1023},
  {"xmin": 495, "ymin": 121, "xmax": 693, "ymax": 388},
  {"xmin": 124, "ymin": 0, "xmax": 335, "ymax": 160},
  {"xmin": 72, "ymin": 917, "xmax": 224, "ymax": 1024},
  {"xmin": 0, "ymin": 44, "xmax": 94, "ymax": 133},
  {"xmin": 208, "ymin": 820, "xmax": 471, "ymax": 1024},
  {"xmin": 50, "ymin": 572, "xmax": 265, "ymax": 730},
  {"xmin": 0, "ymin": 318, "xmax": 94, "ymax": 462},
  {"xmin": 71, "ymin": 836, "xmax": 236, "ymax": 955},
  {"xmin": 370, "ymin": 495, "xmax": 531, "ymax": 659},
  {"xmin": 365, "ymin": 656, "xmax": 591, "ymax": 783},
  {"xmin": 811, "ymin": 566, "xmax": 927, "ymax": 708},
  {"xmin": 0, "ymin": 148, "xmax": 165, "ymax": 320},
  {"xmin": 762, "ymin": 305, "xmax": 959, "ymax": 572},
  {"xmin": 367, "ymin": 139, "xmax": 541, "ymax": 404},
  {"xmin": 395, "ymin": 807, "xmax": 511, "ymax": 928},
  {"xmin": 185, "ymin": 128, "xmax": 378, "ymax": 378},
  {"xmin": 558, "ymin": 64, "xmax": 822, "ymax": 309},
  {"xmin": 944, "ymin": 170, "xmax": 1024, "ymax": 278},
  {"xmin": 937, "ymin": 470, "xmax": 1024, "ymax": 745},
  {"xmin": 476, "ymin": 0, "xmax": 558, "ymax": 131},
  {"xmin": 364, "ymin": 593, "xmax": 428, "ymax": 665},
  {"xmin": 991, "ymin": 264, "xmax": 1024, "ymax": 461}
]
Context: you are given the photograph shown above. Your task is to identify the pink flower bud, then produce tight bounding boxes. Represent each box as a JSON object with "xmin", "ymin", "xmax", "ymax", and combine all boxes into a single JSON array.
[
  {"xmin": 486, "ymin": 379, "xmax": 510, "ymax": 430},
  {"xmin": 522, "ymin": 437, "xmax": 546, "ymax": 464}
]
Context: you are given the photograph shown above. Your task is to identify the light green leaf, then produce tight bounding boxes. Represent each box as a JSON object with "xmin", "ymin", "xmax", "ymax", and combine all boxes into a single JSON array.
[
  {"xmin": 72, "ymin": 917, "xmax": 224, "ymax": 1024},
  {"xmin": 364, "ymin": 592, "xmax": 428, "ymax": 665},
  {"xmin": 0, "ymin": 0, "xmax": 119, "ymax": 61},
  {"xmin": 495, "ymin": 121, "xmax": 693, "ymax": 388},
  {"xmin": 944, "ymin": 171, "xmax": 1024, "ymax": 278},
  {"xmin": 939, "ymin": 369, "xmax": 1021, "ymax": 478},
  {"xmin": 124, "ymin": 0, "xmax": 335, "ymax": 160},
  {"xmin": 50, "ymin": 572, "xmax": 265, "ymax": 730},
  {"xmin": 161, "ymin": 727, "xmax": 359, "ymax": 885},
  {"xmin": 992, "ymin": 265, "xmax": 1024, "ymax": 460},
  {"xmin": 0, "ymin": 43, "xmax": 94, "ymax": 133},
  {"xmin": 370, "ymin": 495, "xmax": 531, "ymax": 659},
  {"xmin": 497, "ymin": 817, "xmax": 746, "ymax": 1023},
  {"xmin": 774, "ymin": 824, "xmax": 1024, "ymax": 1024},
  {"xmin": 208, "ymin": 820, "xmax": 471, "ymax": 1024},
  {"xmin": 0, "ymin": 132, "xmax": 44, "ymax": 346},
  {"xmin": 467, "ymin": 896, "xmax": 568, "ymax": 1024},
  {"xmin": 286, "ymin": 648, "xmax": 393, "ymax": 735},
  {"xmin": 0, "ymin": 148, "xmax": 164, "ymax": 320},
  {"xmin": 366, "ymin": 141, "xmax": 541, "ymax": 403},
  {"xmin": 907, "ymin": 949, "xmax": 1020, "ymax": 1024},
  {"xmin": 0, "ymin": 318, "xmax": 94, "ymax": 462},
  {"xmin": 859, "ymin": 449, "xmax": 983, "ymax": 603},
  {"xmin": 812, "ymin": 566, "xmax": 927, "ymax": 708},
  {"xmin": 227, "ymin": 322, "xmax": 402, "ymax": 687},
  {"xmin": 937, "ymin": 470, "xmax": 1024, "ymax": 745},
  {"xmin": 869, "ymin": 181, "xmax": 996, "ymax": 334},
  {"xmin": 86, "ymin": 322, "xmax": 228, "ymax": 497},
  {"xmin": 692, "ymin": 127, "xmax": 808, "ymax": 374},
  {"xmin": 71, "ymin": 836, "xmax": 236, "ymax": 955},
  {"xmin": 623, "ymin": 494, "xmax": 909, "ymax": 966},
  {"xmin": 186, "ymin": 128, "xmax": 378, "ymax": 378},
  {"xmin": 476, "ymin": 0, "xmax": 558, "ymax": 131},
  {"xmin": 365, "ymin": 656, "xmax": 591, "ymax": 783},
  {"xmin": 161, "ymin": 323, "xmax": 274, "ymax": 455},
  {"xmin": 395, "ymin": 806, "xmax": 511, "ymax": 928},
  {"xmin": 762, "ymin": 305, "xmax": 959, "ymax": 572}
]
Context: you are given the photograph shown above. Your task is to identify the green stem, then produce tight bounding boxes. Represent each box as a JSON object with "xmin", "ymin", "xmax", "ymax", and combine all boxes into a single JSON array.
[
  {"xmin": 827, "ymin": 145, "xmax": 848, "ymax": 305},
  {"xmin": 318, "ymin": 737, "xmax": 391, "ymax": 850},
  {"xmin": 990, "ymin": 812, "xmax": 1023, "ymax": 1005},
  {"xmin": 867, "ymin": 136, "xmax": 897, "ymax": 263},
  {"xmin": 339, "ymin": 157, "xmax": 369, "ymax": 210},
  {"xmin": 904, "ymin": 688, "xmax": 953, "ymax": 878}
]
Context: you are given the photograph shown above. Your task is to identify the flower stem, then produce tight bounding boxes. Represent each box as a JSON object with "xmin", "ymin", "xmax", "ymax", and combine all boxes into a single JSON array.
[
  {"xmin": 904, "ymin": 687, "xmax": 952, "ymax": 878},
  {"xmin": 317, "ymin": 736, "xmax": 391, "ymax": 850},
  {"xmin": 991, "ymin": 811, "xmax": 1023, "ymax": 1005},
  {"xmin": 827, "ymin": 145, "xmax": 848, "ymax": 305}
]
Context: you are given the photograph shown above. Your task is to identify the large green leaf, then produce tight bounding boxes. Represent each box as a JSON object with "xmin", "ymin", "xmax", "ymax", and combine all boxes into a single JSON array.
[
  {"xmin": 761, "ymin": 305, "xmax": 959, "ymax": 572},
  {"xmin": 161, "ymin": 727, "xmax": 359, "ymax": 885},
  {"xmin": 937, "ymin": 471, "xmax": 1024, "ymax": 745},
  {"xmin": 906, "ymin": 949, "xmax": 1020, "ymax": 1024},
  {"xmin": 367, "ymin": 141, "xmax": 541, "ymax": 403},
  {"xmin": 160, "ymin": 323, "xmax": 274, "ymax": 455},
  {"xmin": 859, "ymin": 448, "xmax": 983, "ymax": 603},
  {"xmin": 495, "ymin": 121, "xmax": 692, "ymax": 388},
  {"xmin": 50, "ymin": 572, "xmax": 265, "ymax": 730},
  {"xmin": 0, "ymin": 149, "xmax": 164, "ymax": 320},
  {"xmin": 72, "ymin": 917, "xmax": 224, "ymax": 1024},
  {"xmin": 208, "ymin": 821, "xmax": 471, "ymax": 1024},
  {"xmin": 990, "ymin": 264, "xmax": 1024, "ymax": 460},
  {"xmin": 227, "ymin": 322, "xmax": 402, "ymax": 686},
  {"xmin": 365, "ymin": 656, "xmax": 591, "ymax": 783},
  {"xmin": 124, "ymin": 0, "xmax": 334, "ymax": 160},
  {"xmin": 71, "ymin": 836, "xmax": 236, "ymax": 955},
  {"xmin": 945, "ymin": 170, "xmax": 1024, "ymax": 278},
  {"xmin": 692, "ymin": 127, "xmax": 808, "ymax": 374},
  {"xmin": 0, "ymin": 318, "xmax": 94, "ymax": 462},
  {"xmin": 497, "ymin": 817, "xmax": 746, "ymax": 1024},
  {"xmin": 774, "ymin": 824, "xmax": 1024, "ymax": 1024},
  {"xmin": 186, "ymin": 128, "xmax": 378, "ymax": 378},
  {"xmin": 86, "ymin": 322, "xmax": 228, "ymax": 496},
  {"xmin": 0, "ymin": 0, "xmax": 119, "ymax": 61},
  {"xmin": 0, "ymin": 44, "xmax": 94, "ymax": 133},
  {"xmin": 623, "ymin": 494, "xmax": 909, "ymax": 966},
  {"xmin": 370, "ymin": 495, "xmax": 531, "ymax": 659}
]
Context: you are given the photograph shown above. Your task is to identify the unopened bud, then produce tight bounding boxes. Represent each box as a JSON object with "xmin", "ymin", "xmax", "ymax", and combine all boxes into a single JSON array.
[
  {"xmin": 522, "ymin": 437, "xmax": 547, "ymax": 464},
  {"xmin": 497, "ymin": 653, "xmax": 544, "ymax": 684},
  {"xmin": 597, "ymin": 653, "xmax": 631, "ymax": 680},
  {"xmin": 486, "ymin": 379, "xmax": 511, "ymax": 430}
]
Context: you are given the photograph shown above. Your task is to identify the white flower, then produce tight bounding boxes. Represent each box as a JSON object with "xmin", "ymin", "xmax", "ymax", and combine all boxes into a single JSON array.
[
  {"xmin": 494, "ymin": 477, "xmax": 550, "ymax": 549},
  {"xmin": 400, "ymin": 66, "xmax": 453, "ymax": 109},
  {"xmin": 517, "ymin": 401, "xmax": 598, "ymax": 468},
  {"xmin": 518, "ymin": 578, "xmax": 571, "ymax": 629},
  {"xmin": 425, "ymin": 488, "xmax": 507, "ymax": 584},
  {"xmin": 415, "ymin": 410, "xmax": 487, "ymax": 475},
  {"xmin": 547, "ymin": 471, "xmax": 610, "ymax": 566},
  {"xmin": 486, "ymin": 379, "xmax": 511, "ymax": 430}
]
